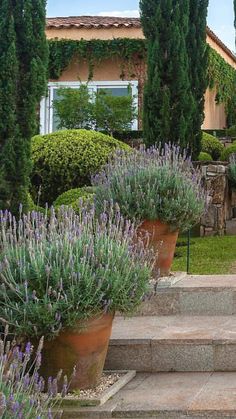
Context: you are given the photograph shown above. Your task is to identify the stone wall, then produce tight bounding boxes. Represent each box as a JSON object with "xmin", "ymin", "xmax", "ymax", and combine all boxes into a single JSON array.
[{"xmin": 198, "ymin": 162, "xmax": 230, "ymax": 236}]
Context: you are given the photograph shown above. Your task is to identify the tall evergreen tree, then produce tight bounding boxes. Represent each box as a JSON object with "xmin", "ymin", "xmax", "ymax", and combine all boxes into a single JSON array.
[
  {"xmin": 140, "ymin": 0, "xmax": 195, "ymax": 151},
  {"xmin": 187, "ymin": 0, "xmax": 209, "ymax": 158},
  {"xmin": 0, "ymin": 0, "xmax": 18, "ymax": 209},
  {"xmin": 0, "ymin": 0, "xmax": 48, "ymax": 213}
]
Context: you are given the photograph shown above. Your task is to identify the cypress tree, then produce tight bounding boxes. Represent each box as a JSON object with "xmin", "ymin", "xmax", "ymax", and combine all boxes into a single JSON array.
[
  {"xmin": 187, "ymin": 0, "xmax": 209, "ymax": 158},
  {"xmin": 140, "ymin": 0, "xmax": 194, "ymax": 150},
  {"xmin": 0, "ymin": 0, "xmax": 18, "ymax": 209},
  {"xmin": 0, "ymin": 0, "xmax": 48, "ymax": 214}
]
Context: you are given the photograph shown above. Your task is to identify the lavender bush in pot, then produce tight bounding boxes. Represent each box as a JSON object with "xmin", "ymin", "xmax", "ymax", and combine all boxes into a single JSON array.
[
  {"xmin": 0, "ymin": 206, "xmax": 153, "ymax": 390},
  {"xmin": 0, "ymin": 327, "xmax": 68, "ymax": 418},
  {"xmin": 93, "ymin": 145, "xmax": 205, "ymax": 276}
]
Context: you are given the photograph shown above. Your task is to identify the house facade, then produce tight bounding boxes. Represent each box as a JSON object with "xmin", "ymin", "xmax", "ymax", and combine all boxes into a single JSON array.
[{"xmin": 41, "ymin": 16, "xmax": 236, "ymax": 135}]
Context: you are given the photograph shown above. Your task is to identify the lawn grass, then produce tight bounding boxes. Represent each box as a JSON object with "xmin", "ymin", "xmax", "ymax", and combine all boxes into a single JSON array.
[{"xmin": 172, "ymin": 235, "xmax": 236, "ymax": 275}]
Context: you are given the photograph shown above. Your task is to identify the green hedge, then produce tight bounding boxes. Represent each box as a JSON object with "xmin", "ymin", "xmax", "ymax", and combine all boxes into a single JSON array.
[
  {"xmin": 201, "ymin": 132, "xmax": 224, "ymax": 160},
  {"xmin": 197, "ymin": 152, "xmax": 213, "ymax": 161},
  {"xmin": 220, "ymin": 142, "xmax": 236, "ymax": 161},
  {"xmin": 31, "ymin": 129, "xmax": 130, "ymax": 205}
]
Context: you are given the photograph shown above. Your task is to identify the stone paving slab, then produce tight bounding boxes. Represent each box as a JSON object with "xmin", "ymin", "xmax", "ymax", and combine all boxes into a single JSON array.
[
  {"xmin": 105, "ymin": 316, "xmax": 236, "ymax": 372},
  {"xmin": 62, "ymin": 372, "xmax": 236, "ymax": 418},
  {"xmin": 110, "ymin": 316, "xmax": 236, "ymax": 342},
  {"xmin": 137, "ymin": 275, "xmax": 236, "ymax": 316},
  {"xmin": 174, "ymin": 275, "xmax": 236, "ymax": 289}
]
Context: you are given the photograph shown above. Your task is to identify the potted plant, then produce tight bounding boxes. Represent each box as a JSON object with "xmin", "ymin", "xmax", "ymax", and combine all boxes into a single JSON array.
[
  {"xmin": 0, "ymin": 327, "xmax": 68, "ymax": 418},
  {"xmin": 93, "ymin": 144, "xmax": 205, "ymax": 276},
  {"xmin": 0, "ymin": 206, "xmax": 153, "ymax": 390}
]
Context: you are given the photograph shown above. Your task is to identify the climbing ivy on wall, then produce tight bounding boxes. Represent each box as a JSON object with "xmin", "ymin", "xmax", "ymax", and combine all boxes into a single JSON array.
[
  {"xmin": 208, "ymin": 48, "xmax": 236, "ymax": 104},
  {"xmin": 48, "ymin": 38, "xmax": 236, "ymax": 113},
  {"xmin": 48, "ymin": 38, "xmax": 147, "ymax": 80}
]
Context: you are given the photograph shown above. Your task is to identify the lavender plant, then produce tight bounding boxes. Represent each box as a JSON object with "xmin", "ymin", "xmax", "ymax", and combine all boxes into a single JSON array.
[
  {"xmin": 93, "ymin": 145, "xmax": 205, "ymax": 232},
  {"xmin": 0, "ymin": 205, "xmax": 153, "ymax": 340},
  {"xmin": 228, "ymin": 154, "xmax": 236, "ymax": 189},
  {"xmin": 0, "ymin": 327, "xmax": 68, "ymax": 418}
]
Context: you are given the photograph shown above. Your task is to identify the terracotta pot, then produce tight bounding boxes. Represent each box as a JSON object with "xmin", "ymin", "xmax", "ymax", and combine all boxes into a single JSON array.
[
  {"xmin": 39, "ymin": 312, "xmax": 114, "ymax": 390},
  {"xmin": 137, "ymin": 220, "xmax": 179, "ymax": 277}
]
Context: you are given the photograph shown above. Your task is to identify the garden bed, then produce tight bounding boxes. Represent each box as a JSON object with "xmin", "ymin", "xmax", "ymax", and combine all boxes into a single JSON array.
[{"xmin": 60, "ymin": 370, "xmax": 136, "ymax": 407}]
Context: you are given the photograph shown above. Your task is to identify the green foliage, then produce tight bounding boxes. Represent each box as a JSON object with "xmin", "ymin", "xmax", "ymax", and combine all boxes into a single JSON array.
[
  {"xmin": 220, "ymin": 142, "xmax": 236, "ymax": 161},
  {"xmin": 48, "ymin": 38, "xmax": 147, "ymax": 80},
  {"xmin": 0, "ymin": 332, "xmax": 67, "ymax": 418},
  {"xmin": 227, "ymin": 125, "xmax": 236, "ymax": 138},
  {"xmin": 53, "ymin": 187, "xmax": 95, "ymax": 208},
  {"xmin": 0, "ymin": 206, "xmax": 153, "ymax": 339},
  {"xmin": 94, "ymin": 89, "xmax": 137, "ymax": 135},
  {"xmin": 53, "ymin": 85, "xmax": 137, "ymax": 136},
  {"xmin": 31, "ymin": 129, "xmax": 130, "ymax": 205},
  {"xmin": 93, "ymin": 145, "xmax": 205, "ymax": 232},
  {"xmin": 208, "ymin": 51, "xmax": 236, "ymax": 127},
  {"xmin": 53, "ymin": 85, "xmax": 94, "ymax": 130},
  {"xmin": 27, "ymin": 193, "xmax": 45, "ymax": 214},
  {"xmin": 187, "ymin": 0, "xmax": 209, "ymax": 158},
  {"xmin": 0, "ymin": 0, "xmax": 48, "ymax": 214},
  {"xmin": 140, "ymin": 0, "xmax": 195, "ymax": 151},
  {"xmin": 201, "ymin": 132, "xmax": 224, "ymax": 160},
  {"xmin": 228, "ymin": 154, "xmax": 236, "ymax": 189},
  {"xmin": 48, "ymin": 39, "xmax": 236, "ymax": 122},
  {"xmin": 198, "ymin": 152, "xmax": 213, "ymax": 161}
]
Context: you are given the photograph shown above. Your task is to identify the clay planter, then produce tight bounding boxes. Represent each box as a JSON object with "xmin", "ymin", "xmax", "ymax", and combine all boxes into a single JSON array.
[
  {"xmin": 137, "ymin": 220, "xmax": 179, "ymax": 276},
  {"xmin": 39, "ymin": 312, "xmax": 114, "ymax": 390}
]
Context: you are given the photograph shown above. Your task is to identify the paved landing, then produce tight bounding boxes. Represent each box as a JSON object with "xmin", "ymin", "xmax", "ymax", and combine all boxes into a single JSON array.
[{"xmin": 71, "ymin": 372, "xmax": 236, "ymax": 418}]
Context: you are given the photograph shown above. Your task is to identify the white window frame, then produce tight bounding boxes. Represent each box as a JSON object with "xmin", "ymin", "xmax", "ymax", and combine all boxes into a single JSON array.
[{"xmin": 40, "ymin": 80, "xmax": 139, "ymax": 135}]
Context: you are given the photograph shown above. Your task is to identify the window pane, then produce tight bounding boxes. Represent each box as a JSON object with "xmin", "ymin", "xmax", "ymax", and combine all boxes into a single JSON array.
[
  {"xmin": 97, "ymin": 87, "xmax": 129, "ymax": 97},
  {"xmin": 52, "ymin": 89, "xmax": 61, "ymax": 132}
]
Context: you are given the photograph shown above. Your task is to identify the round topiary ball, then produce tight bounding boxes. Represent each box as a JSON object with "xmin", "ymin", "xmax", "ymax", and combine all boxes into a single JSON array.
[
  {"xmin": 197, "ymin": 152, "xmax": 213, "ymax": 162},
  {"xmin": 220, "ymin": 142, "xmax": 236, "ymax": 161},
  {"xmin": 201, "ymin": 132, "xmax": 224, "ymax": 160},
  {"xmin": 53, "ymin": 187, "xmax": 95, "ymax": 211},
  {"xmin": 31, "ymin": 129, "xmax": 130, "ymax": 204}
]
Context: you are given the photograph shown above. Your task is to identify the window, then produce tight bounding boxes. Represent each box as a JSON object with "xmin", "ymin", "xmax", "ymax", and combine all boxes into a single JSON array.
[{"xmin": 40, "ymin": 81, "xmax": 138, "ymax": 135}]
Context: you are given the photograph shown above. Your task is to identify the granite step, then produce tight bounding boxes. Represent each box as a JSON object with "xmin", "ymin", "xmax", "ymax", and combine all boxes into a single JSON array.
[
  {"xmin": 105, "ymin": 315, "xmax": 236, "ymax": 372},
  {"xmin": 63, "ymin": 372, "xmax": 236, "ymax": 418},
  {"xmin": 138, "ymin": 275, "xmax": 236, "ymax": 316}
]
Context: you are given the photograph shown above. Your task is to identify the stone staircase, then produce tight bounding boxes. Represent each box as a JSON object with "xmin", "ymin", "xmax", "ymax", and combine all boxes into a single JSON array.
[{"xmin": 65, "ymin": 275, "xmax": 236, "ymax": 418}]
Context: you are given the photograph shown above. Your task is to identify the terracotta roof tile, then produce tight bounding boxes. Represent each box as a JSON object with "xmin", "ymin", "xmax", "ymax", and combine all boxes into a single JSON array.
[
  {"xmin": 46, "ymin": 16, "xmax": 141, "ymax": 29},
  {"xmin": 46, "ymin": 16, "xmax": 236, "ymax": 63}
]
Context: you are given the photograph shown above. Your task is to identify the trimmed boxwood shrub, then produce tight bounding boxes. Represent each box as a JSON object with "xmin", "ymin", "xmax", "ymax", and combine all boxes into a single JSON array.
[
  {"xmin": 31, "ymin": 129, "xmax": 130, "ymax": 204},
  {"xmin": 220, "ymin": 142, "xmax": 236, "ymax": 161},
  {"xmin": 53, "ymin": 186, "xmax": 95, "ymax": 209},
  {"xmin": 227, "ymin": 125, "xmax": 236, "ymax": 138},
  {"xmin": 197, "ymin": 152, "xmax": 213, "ymax": 161},
  {"xmin": 201, "ymin": 132, "xmax": 224, "ymax": 160}
]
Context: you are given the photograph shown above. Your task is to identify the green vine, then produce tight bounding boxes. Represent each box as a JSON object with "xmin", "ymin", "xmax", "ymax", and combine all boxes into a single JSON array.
[
  {"xmin": 208, "ymin": 48, "xmax": 236, "ymax": 104},
  {"xmin": 48, "ymin": 38, "xmax": 146, "ymax": 80},
  {"xmin": 48, "ymin": 38, "xmax": 236, "ymax": 118}
]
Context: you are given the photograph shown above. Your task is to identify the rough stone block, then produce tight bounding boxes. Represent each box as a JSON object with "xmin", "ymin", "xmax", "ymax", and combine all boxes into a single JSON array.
[{"xmin": 201, "ymin": 206, "xmax": 216, "ymax": 228}]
